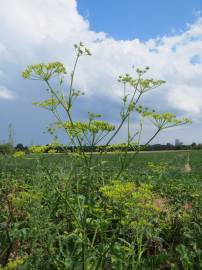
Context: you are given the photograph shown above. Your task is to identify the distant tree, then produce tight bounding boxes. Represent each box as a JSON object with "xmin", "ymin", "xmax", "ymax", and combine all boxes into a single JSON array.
[
  {"xmin": 166, "ymin": 142, "xmax": 173, "ymax": 150},
  {"xmin": 16, "ymin": 143, "xmax": 24, "ymax": 150},
  {"xmin": 198, "ymin": 144, "xmax": 202, "ymax": 149}
]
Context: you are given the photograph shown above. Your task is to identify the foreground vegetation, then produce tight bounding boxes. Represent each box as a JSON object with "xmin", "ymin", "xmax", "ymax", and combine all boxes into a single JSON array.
[{"xmin": 0, "ymin": 151, "xmax": 202, "ymax": 269}]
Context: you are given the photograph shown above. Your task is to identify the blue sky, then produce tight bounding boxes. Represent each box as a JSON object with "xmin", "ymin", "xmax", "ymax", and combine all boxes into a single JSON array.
[
  {"xmin": 78, "ymin": 0, "xmax": 202, "ymax": 40},
  {"xmin": 0, "ymin": 0, "xmax": 202, "ymax": 145}
]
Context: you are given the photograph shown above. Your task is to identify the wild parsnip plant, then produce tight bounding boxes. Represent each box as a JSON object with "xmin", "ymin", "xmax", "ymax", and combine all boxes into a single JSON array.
[
  {"xmin": 22, "ymin": 43, "xmax": 190, "ymax": 173},
  {"xmin": 0, "ymin": 43, "xmax": 194, "ymax": 269}
]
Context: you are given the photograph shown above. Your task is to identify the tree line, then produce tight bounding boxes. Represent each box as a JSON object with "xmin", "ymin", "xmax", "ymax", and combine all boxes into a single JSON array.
[{"xmin": 0, "ymin": 142, "xmax": 201, "ymax": 155}]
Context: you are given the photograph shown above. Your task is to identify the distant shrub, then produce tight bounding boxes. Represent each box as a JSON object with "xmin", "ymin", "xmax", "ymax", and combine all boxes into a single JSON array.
[{"xmin": 13, "ymin": 151, "xmax": 26, "ymax": 158}]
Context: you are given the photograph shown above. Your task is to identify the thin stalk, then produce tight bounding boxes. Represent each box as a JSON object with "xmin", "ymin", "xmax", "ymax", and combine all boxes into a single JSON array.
[
  {"xmin": 56, "ymin": 187, "xmax": 82, "ymax": 230},
  {"xmin": 45, "ymin": 80, "xmax": 89, "ymax": 165},
  {"xmin": 68, "ymin": 53, "xmax": 80, "ymax": 110},
  {"xmin": 116, "ymin": 127, "xmax": 162, "ymax": 178},
  {"xmin": 106, "ymin": 92, "xmax": 142, "ymax": 146}
]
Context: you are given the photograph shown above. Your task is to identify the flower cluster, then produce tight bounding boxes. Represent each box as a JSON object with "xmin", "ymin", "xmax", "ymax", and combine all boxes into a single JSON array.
[
  {"xmin": 60, "ymin": 120, "xmax": 115, "ymax": 136},
  {"xmin": 13, "ymin": 151, "xmax": 25, "ymax": 158},
  {"xmin": 29, "ymin": 143, "xmax": 60, "ymax": 154},
  {"xmin": 136, "ymin": 106, "xmax": 191, "ymax": 129},
  {"xmin": 100, "ymin": 180, "xmax": 162, "ymax": 232},
  {"xmin": 150, "ymin": 112, "xmax": 191, "ymax": 129},
  {"xmin": 32, "ymin": 98, "xmax": 59, "ymax": 110},
  {"xmin": 118, "ymin": 67, "xmax": 166, "ymax": 93},
  {"xmin": 29, "ymin": 145, "xmax": 48, "ymax": 153},
  {"xmin": 22, "ymin": 62, "xmax": 67, "ymax": 81},
  {"xmin": 74, "ymin": 42, "xmax": 91, "ymax": 56}
]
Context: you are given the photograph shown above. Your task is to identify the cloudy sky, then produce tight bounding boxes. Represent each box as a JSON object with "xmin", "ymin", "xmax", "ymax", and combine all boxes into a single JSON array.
[{"xmin": 0, "ymin": 0, "xmax": 202, "ymax": 145}]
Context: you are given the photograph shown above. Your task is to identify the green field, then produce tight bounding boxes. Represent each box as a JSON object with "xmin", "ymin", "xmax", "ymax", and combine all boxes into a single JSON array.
[{"xmin": 1, "ymin": 150, "xmax": 202, "ymax": 269}]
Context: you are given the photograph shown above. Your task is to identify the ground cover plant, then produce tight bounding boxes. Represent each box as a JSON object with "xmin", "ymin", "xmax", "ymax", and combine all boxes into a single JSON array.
[
  {"xmin": 0, "ymin": 151, "xmax": 202, "ymax": 269},
  {"xmin": 1, "ymin": 44, "xmax": 201, "ymax": 269}
]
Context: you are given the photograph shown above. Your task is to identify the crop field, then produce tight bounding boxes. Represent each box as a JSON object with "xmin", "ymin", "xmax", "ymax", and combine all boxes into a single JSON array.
[{"xmin": 1, "ymin": 150, "xmax": 202, "ymax": 269}]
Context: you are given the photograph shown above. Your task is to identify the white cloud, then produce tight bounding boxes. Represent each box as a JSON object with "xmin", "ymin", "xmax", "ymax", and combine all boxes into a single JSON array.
[
  {"xmin": 0, "ymin": 0, "xmax": 202, "ymax": 143},
  {"xmin": 0, "ymin": 86, "xmax": 15, "ymax": 100}
]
